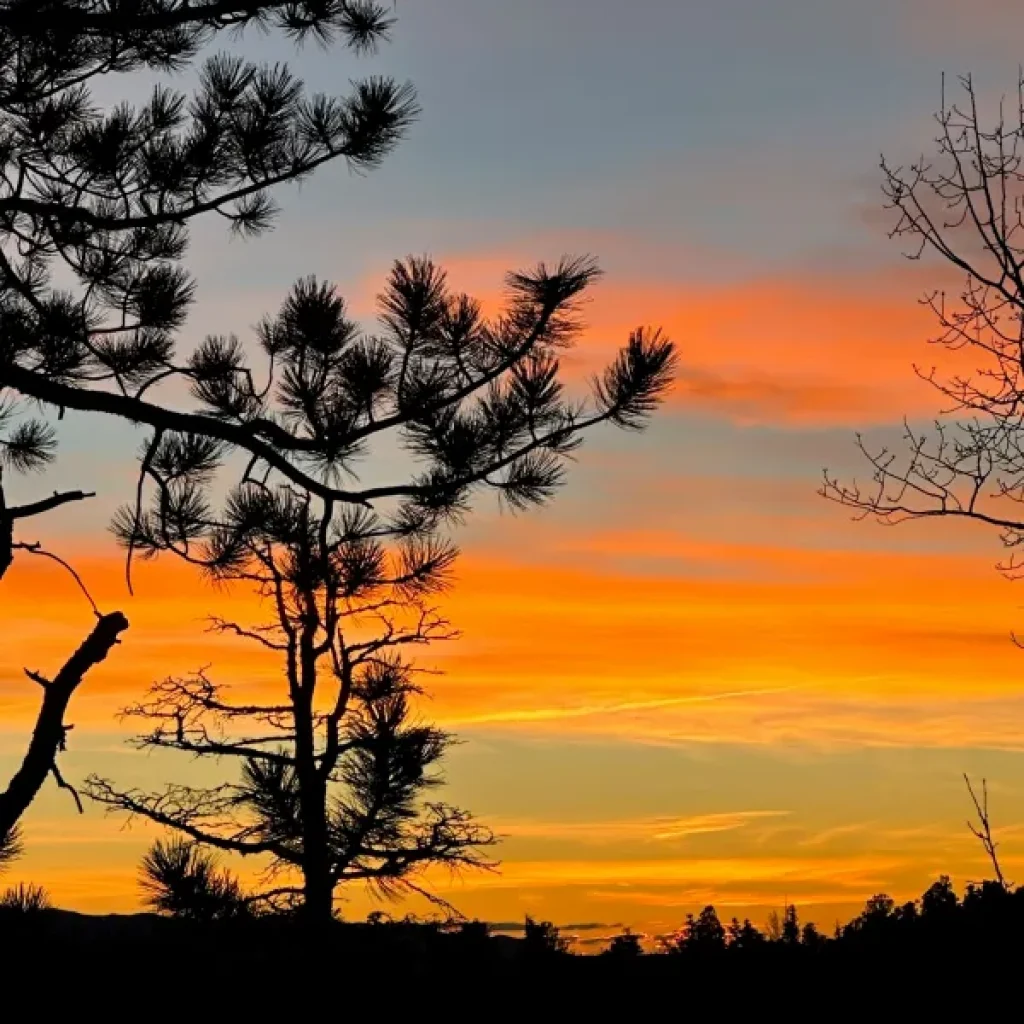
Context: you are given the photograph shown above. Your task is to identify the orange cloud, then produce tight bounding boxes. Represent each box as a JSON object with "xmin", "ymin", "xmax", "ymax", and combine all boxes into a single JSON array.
[
  {"xmin": 445, "ymin": 853, "xmax": 907, "ymax": 892},
  {"xmin": 362, "ymin": 247, "xmax": 979, "ymax": 427},
  {"xmin": 3, "ymin": 527, "xmax": 1022, "ymax": 750},
  {"xmin": 578, "ymin": 275, "xmax": 950, "ymax": 425}
]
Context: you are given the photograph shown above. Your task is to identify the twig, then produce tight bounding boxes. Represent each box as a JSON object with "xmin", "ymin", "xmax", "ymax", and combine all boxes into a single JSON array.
[
  {"xmin": 12, "ymin": 541, "xmax": 101, "ymax": 617},
  {"xmin": 6, "ymin": 490, "xmax": 94, "ymax": 520},
  {"xmin": 51, "ymin": 761, "xmax": 84, "ymax": 815},
  {"xmin": 964, "ymin": 773, "xmax": 1009, "ymax": 888}
]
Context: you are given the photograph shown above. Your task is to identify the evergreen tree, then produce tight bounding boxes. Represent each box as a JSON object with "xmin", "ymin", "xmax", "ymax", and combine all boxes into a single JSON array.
[
  {"xmin": 800, "ymin": 921, "xmax": 824, "ymax": 949},
  {"xmin": 81, "ymin": 257, "xmax": 675, "ymax": 922},
  {"xmin": 86, "ymin": 449, "xmax": 496, "ymax": 921},
  {"xmin": 0, "ymin": 2, "xmax": 420, "ymax": 502},
  {"xmin": 139, "ymin": 837, "xmax": 251, "ymax": 922},
  {"xmin": 0, "ymin": 823, "xmax": 19, "ymax": 872},
  {"xmin": 727, "ymin": 916, "xmax": 765, "ymax": 951},
  {"xmin": 678, "ymin": 905, "xmax": 726, "ymax": 953},
  {"xmin": 605, "ymin": 928, "xmax": 643, "ymax": 959},
  {"xmin": 921, "ymin": 875, "xmax": 958, "ymax": 920},
  {"xmin": 523, "ymin": 916, "xmax": 569, "ymax": 958},
  {"xmin": 781, "ymin": 903, "xmax": 800, "ymax": 945},
  {"xmin": 0, "ymin": 3, "xmax": 673, "ymax": 545}
]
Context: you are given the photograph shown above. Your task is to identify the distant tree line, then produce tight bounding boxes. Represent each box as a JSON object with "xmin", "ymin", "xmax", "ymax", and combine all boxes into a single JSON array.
[{"xmin": 3, "ymin": 871, "xmax": 1024, "ymax": 1009}]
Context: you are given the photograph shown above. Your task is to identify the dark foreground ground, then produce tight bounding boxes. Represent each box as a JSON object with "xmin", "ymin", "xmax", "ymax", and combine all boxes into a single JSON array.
[{"xmin": 0, "ymin": 900, "xmax": 1020, "ymax": 1013}]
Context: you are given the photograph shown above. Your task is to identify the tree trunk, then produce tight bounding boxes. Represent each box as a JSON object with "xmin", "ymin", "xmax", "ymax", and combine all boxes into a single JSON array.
[
  {"xmin": 0, "ymin": 513, "xmax": 12, "ymax": 581},
  {"xmin": 0, "ymin": 611, "xmax": 128, "ymax": 841},
  {"xmin": 296, "ymin": 750, "xmax": 333, "ymax": 923},
  {"xmin": 294, "ymin": 638, "xmax": 333, "ymax": 926},
  {"xmin": 0, "ymin": 485, "xmax": 13, "ymax": 580},
  {"xmin": 299, "ymin": 782, "xmax": 333, "ymax": 924}
]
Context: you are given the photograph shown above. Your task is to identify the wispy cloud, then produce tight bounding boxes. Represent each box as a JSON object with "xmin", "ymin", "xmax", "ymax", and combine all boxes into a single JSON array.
[
  {"xmin": 445, "ymin": 688, "xmax": 800, "ymax": 728},
  {"xmin": 452, "ymin": 691, "xmax": 1024, "ymax": 753},
  {"xmin": 490, "ymin": 810, "xmax": 789, "ymax": 845},
  {"xmin": 435, "ymin": 853, "xmax": 908, "ymax": 893},
  {"xmin": 797, "ymin": 822, "xmax": 873, "ymax": 848},
  {"xmin": 5, "ymin": 542, "xmax": 1024, "ymax": 753}
]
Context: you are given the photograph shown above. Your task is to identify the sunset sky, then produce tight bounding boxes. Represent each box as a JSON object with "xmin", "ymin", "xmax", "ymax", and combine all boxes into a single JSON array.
[{"xmin": 7, "ymin": 0, "xmax": 1024, "ymax": 944}]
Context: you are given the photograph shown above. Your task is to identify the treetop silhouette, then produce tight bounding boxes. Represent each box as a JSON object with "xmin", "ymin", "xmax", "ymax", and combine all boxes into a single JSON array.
[{"xmin": 823, "ymin": 74, "xmax": 1024, "ymax": 573}]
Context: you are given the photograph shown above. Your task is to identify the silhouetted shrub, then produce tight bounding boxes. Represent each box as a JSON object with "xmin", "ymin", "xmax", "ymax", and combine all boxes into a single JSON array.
[
  {"xmin": 522, "ymin": 916, "xmax": 569, "ymax": 959},
  {"xmin": 604, "ymin": 928, "xmax": 643, "ymax": 959},
  {"xmin": 0, "ymin": 882, "xmax": 49, "ymax": 914},
  {"xmin": 140, "ymin": 839, "xmax": 251, "ymax": 923}
]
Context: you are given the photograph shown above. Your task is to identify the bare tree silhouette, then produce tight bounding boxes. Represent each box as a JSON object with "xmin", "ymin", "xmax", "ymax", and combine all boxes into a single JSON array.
[{"xmin": 822, "ymin": 74, "xmax": 1024, "ymax": 570}]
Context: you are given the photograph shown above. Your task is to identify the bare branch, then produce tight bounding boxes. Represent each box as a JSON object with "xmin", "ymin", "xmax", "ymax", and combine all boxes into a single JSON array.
[
  {"xmin": 12, "ymin": 541, "xmax": 101, "ymax": 616},
  {"xmin": 827, "ymin": 74, "xmax": 1024, "ymax": 576},
  {"xmin": 965, "ymin": 773, "xmax": 1010, "ymax": 888},
  {"xmin": 6, "ymin": 490, "xmax": 95, "ymax": 521},
  {"xmin": 84, "ymin": 777, "xmax": 285, "ymax": 859},
  {"xmin": 0, "ymin": 611, "xmax": 128, "ymax": 840}
]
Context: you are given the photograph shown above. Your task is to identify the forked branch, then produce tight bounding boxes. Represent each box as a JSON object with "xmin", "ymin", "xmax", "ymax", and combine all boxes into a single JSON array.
[
  {"xmin": 0, "ymin": 611, "xmax": 129, "ymax": 845},
  {"xmin": 965, "ymin": 773, "xmax": 1009, "ymax": 889}
]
